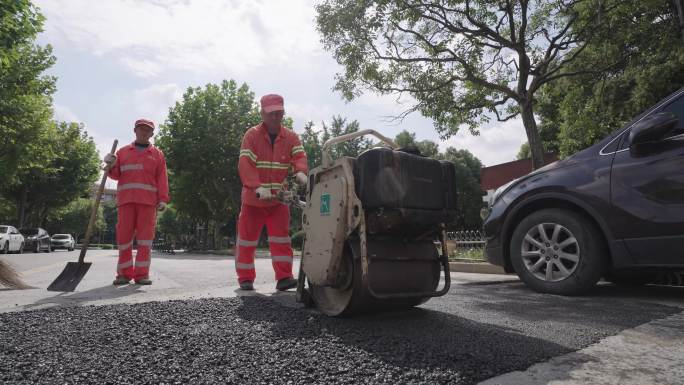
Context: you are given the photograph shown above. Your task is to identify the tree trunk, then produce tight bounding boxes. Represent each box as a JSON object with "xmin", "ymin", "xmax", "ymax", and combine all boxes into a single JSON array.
[
  {"xmin": 519, "ymin": 101, "xmax": 545, "ymax": 169},
  {"xmin": 17, "ymin": 188, "xmax": 28, "ymax": 228}
]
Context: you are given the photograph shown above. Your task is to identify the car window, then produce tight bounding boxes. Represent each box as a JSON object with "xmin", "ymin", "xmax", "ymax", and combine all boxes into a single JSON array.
[
  {"xmin": 20, "ymin": 228, "xmax": 38, "ymax": 235},
  {"xmin": 53, "ymin": 234, "xmax": 69, "ymax": 239},
  {"xmin": 0, "ymin": 226, "xmax": 7, "ymax": 233},
  {"xmin": 660, "ymin": 95, "xmax": 684, "ymax": 138}
]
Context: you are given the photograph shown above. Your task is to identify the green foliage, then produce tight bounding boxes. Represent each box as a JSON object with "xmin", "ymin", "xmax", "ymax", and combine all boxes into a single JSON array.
[
  {"xmin": 441, "ymin": 148, "xmax": 485, "ymax": 230},
  {"xmin": 156, "ymin": 80, "xmax": 261, "ymax": 228},
  {"xmin": 537, "ymin": 0, "xmax": 684, "ymax": 157},
  {"xmin": 2, "ymin": 122, "xmax": 100, "ymax": 227},
  {"xmin": 0, "ymin": 0, "xmax": 56, "ymax": 184},
  {"xmin": 315, "ymin": 0, "xmax": 620, "ymax": 168},
  {"xmin": 300, "ymin": 115, "xmax": 374, "ymax": 168},
  {"xmin": 46, "ymin": 198, "xmax": 105, "ymax": 241},
  {"xmin": 516, "ymin": 142, "xmax": 531, "ymax": 160}
]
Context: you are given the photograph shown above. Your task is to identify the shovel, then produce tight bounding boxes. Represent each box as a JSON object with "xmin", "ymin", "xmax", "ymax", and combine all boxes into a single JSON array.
[{"xmin": 47, "ymin": 140, "xmax": 118, "ymax": 292}]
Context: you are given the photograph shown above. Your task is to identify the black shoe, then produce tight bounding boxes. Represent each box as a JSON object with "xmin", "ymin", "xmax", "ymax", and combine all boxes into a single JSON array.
[
  {"xmin": 276, "ymin": 277, "xmax": 297, "ymax": 291},
  {"xmin": 135, "ymin": 278, "xmax": 152, "ymax": 285},
  {"xmin": 239, "ymin": 281, "xmax": 254, "ymax": 290},
  {"xmin": 113, "ymin": 277, "xmax": 130, "ymax": 285}
]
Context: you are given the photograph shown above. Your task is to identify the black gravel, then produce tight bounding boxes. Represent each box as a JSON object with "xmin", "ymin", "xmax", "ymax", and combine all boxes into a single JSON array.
[{"xmin": 1, "ymin": 282, "xmax": 681, "ymax": 385}]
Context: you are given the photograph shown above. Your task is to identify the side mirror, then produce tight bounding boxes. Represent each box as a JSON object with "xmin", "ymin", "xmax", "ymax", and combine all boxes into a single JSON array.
[{"xmin": 629, "ymin": 112, "xmax": 678, "ymax": 146}]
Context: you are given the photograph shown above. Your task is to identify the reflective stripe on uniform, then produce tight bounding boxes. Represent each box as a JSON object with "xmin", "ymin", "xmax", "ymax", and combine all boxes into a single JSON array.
[
  {"xmin": 117, "ymin": 260, "xmax": 133, "ymax": 270},
  {"xmin": 271, "ymin": 255, "xmax": 293, "ymax": 263},
  {"xmin": 237, "ymin": 238, "xmax": 258, "ymax": 247},
  {"xmin": 268, "ymin": 236, "xmax": 291, "ymax": 244},
  {"xmin": 260, "ymin": 182, "xmax": 282, "ymax": 190},
  {"xmin": 120, "ymin": 163, "xmax": 143, "ymax": 172},
  {"xmin": 240, "ymin": 149, "xmax": 257, "ymax": 162},
  {"xmin": 118, "ymin": 183, "xmax": 158, "ymax": 192},
  {"xmin": 134, "ymin": 261, "xmax": 151, "ymax": 267},
  {"xmin": 118, "ymin": 240, "xmax": 134, "ymax": 250},
  {"xmin": 291, "ymin": 145, "xmax": 304, "ymax": 155},
  {"xmin": 137, "ymin": 239, "xmax": 153, "ymax": 247},
  {"xmin": 235, "ymin": 262, "xmax": 255, "ymax": 269},
  {"xmin": 256, "ymin": 161, "xmax": 289, "ymax": 170}
]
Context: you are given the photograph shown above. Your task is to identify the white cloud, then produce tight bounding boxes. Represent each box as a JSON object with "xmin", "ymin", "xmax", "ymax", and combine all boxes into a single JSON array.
[
  {"xmin": 440, "ymin": 118, "xmax": 528, "ymax": 167},
  {"xmin": 132, "ymin": 83, "xmax": 183, "ymax": 125},
  {"xmin": 53, "ymin": 103, "xmax": 81, "ymax": 123},
  {"xmin": 37, "ymin": 0, "xmax": 322, "ymax": 78}
]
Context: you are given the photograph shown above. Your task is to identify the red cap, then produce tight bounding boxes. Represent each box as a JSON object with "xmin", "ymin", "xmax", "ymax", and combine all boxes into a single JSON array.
[
  {"xmin": 260, "ymin": 94, "xmax": 284, "ymax": 113},
  {"xmin": 134, "ymin": 118, "xmax": 155, "ymax": 130}
]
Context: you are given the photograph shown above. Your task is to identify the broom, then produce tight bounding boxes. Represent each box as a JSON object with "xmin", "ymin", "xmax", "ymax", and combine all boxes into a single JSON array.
[{"xmin": 0, "ymin": 259, "xmax": 29, "ymax": 289}]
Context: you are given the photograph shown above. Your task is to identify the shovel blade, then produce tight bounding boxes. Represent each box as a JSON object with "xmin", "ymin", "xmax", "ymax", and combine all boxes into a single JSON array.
[{"xmin": 47, "ymin": 262, "xmax": 92, "ymax": 292}]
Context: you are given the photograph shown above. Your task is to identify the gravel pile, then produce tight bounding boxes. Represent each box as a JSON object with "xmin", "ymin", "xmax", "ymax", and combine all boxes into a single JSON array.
[{"xmin": 0, "ymin": 295, "xmax": 566, "ymax": 385}]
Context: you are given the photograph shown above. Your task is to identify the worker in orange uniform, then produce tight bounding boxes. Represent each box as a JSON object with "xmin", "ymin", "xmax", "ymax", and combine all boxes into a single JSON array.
[
  {"xmin": 103, "ymin": 118, "xmax": 169, "ymax": 285},
  {"xmin": 236, "ymin": 94, "xmax": 308, "ymax": 291}
]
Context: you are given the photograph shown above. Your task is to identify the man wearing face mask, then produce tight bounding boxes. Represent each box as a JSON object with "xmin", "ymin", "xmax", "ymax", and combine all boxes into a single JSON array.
[
  {"xmin": 236, "ymin": 94, "xmax": 308, "ymax": 291},
  {"xmin": 103, "ymin": 118, "xmax": 170, "ymax": 285}
]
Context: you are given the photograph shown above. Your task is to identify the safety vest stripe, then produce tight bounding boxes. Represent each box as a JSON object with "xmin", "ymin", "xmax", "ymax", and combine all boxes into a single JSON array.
[
  {"xmin": 237, "ymin": 238, "xmax": 258, "ymax": 247},
  {"xmin": 137, "ymin": 240, "xmax": 153, "ymax": 247},
  {"xmin": 268, "ymin": 236, "xmax": 291, "ymax": 244},
  {"xmin": 240, "ymin": 150, "xmax": 257, "ymax": 162},
  {"xmin": 118, "ymin": 183, "xmax": 158, "ymax": 192},
  {"xmin": 119, "ymin": 240, "xmax": 134, "ymax": 250},
  {"xmin": 235, "ymin": 262, "xmax": 255, "ymax": 270},
  {"xmin": 134, "ymin": 261, "xmax": 151, "ymax": 267},
  {"xmin": 291, "ymin": 146, "xmax": 304, "ymax": 155},
  {"xmin": 271, "ymin": 255, "xmax": 293, "ymax": 263},
  {"xmin": 260, "ymin": 183, "xmax": 283, "ymax": 190},
  {"xmin": 117, "ymin": 261, "xmax": 133, "ymax": 270},
  {"xmin": 256, "ymin": 161, "xmax": 289, "ymax": 170},
  {"xmin": 120, "ymin": 163, "xmax": 143, "ymax": 172}
]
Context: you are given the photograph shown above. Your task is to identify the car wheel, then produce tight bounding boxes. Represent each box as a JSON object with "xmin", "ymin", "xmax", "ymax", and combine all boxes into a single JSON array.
[
  {"xmin": 510, "ymin": 208, "xmax": 606, "ymax": 295},
  {"xmin": 18, "ymin": 243, "xmax": 23, "ymax": 254},
  {"xmin": 3, "ymin": 242, "xmax": 8, "ymax": 254},
  {"xmin": 34, "ymin": 243, "xmax": 40, "ymax": 253}
]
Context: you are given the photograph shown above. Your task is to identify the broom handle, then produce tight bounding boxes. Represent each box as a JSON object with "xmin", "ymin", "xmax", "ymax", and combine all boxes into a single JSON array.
[{"xmin": 78, "ymin": 140, "xmax": 118, "ymax": 264}]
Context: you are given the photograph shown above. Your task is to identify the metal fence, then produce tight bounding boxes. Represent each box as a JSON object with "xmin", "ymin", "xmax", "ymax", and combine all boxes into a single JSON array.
[{"xmin": 446, "ymin": 230, "xmax": 486, "ymax": 261}]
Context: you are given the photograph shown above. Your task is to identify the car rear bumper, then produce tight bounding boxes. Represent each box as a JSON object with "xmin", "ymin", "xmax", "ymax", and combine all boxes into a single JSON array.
[{"xmin": 485, "ymin": 242, "xmax": 504, "ymax": 267}]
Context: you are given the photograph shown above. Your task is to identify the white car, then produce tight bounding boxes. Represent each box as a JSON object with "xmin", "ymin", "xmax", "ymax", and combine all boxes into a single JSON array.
[
  {"xmin": 50, "ymin": 234, "xmax": 75, "ymax": 251},
  {"xmin": 0, "ymin": 225, "xmax": 24, "ymax": 254}
]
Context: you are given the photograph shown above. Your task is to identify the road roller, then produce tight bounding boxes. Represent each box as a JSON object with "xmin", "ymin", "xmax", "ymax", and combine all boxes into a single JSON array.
[{"xmin": 294, "ymin": 130, "xmax": 457, "ymax": 316}]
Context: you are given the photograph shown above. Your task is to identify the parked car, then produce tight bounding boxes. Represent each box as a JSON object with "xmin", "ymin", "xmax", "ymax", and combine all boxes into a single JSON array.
[
  {"xmin": 483, "ymin": 88, "xmax": 684, "ymax": 295},
  {"xmin": 0, "ymin": 225, "xmax": 24, "ymax": 254},
  {"xmin": 51, "ymin": 234, "xmax": 75, "ymax": 251},
  {"xmin": 19, "ymin": 227, "xmax": 52, "ymax": 253}
]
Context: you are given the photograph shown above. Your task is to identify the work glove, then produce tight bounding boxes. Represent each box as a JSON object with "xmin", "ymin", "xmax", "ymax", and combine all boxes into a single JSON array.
[
  {"xmin": 102, "ymin": 153, "xmax": 117, "ymax": 170},
  {"xmin": 294, "ymin": 172, "xmax": 308, "ymax": 187},
  {"xmin": 255, "ymin": 186, "xmax": 272, "ymax": 200},
  {"xmin": 157, "ymin": 202, "xmax": 167, "ymax": 212}
]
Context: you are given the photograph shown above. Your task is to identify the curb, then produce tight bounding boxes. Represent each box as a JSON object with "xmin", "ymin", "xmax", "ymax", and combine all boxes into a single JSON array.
[{"xmin": 448, "ymin": 261, "xmax": 508, "ymax": 275}]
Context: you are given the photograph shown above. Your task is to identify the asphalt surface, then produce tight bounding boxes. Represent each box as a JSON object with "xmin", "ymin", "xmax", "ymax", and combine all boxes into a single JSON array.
[{"xmin": 1, "ymin": 251, "xmax": 683, "ymax": 384}]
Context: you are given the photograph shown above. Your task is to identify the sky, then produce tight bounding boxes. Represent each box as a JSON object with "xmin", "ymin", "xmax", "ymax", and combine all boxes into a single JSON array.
[{"xmin": 35, "ymin": 0, "xmax": 528, "ymax": 175}]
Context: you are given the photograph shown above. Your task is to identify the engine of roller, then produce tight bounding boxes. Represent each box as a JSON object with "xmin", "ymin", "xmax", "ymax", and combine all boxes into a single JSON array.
[{"xmin": 296, "ymin": 130, "xmax": 456, "ymax": 316}]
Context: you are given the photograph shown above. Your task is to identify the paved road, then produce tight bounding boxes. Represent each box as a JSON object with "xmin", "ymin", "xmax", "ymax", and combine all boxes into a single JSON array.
[{"xmin": 1, "ymin": 251, "xmax": 683, "ymax": 384}]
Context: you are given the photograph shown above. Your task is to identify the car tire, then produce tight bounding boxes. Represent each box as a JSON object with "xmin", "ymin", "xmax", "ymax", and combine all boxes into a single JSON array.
[
  {"xmin": 18, "ymin": 243, "xmax": 23, "ymax": 254},
  {"xmin": 34, "ymin": 243, "xmax": 40, "ymax": 253},
  {"xmin": 510, "ymin": 208, "xmax": 607, "ymax": 295},
  {"xmin": 3, "ymin": 242, "xmax": 8, "ymax": 254}
]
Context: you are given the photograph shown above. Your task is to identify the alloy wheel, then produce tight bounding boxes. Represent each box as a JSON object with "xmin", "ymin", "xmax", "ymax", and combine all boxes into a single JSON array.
[{"xmin": 520, "ymin": 222, "xmax": 580, "ymax": 282}]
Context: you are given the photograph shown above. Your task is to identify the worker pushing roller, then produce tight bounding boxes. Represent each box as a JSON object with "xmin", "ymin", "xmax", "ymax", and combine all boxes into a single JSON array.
[{"xmin": 236, "ymin": 94, "xmax": 308, "ymax": 291}]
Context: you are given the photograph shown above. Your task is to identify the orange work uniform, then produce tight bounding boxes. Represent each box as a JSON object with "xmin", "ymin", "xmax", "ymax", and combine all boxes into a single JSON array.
[
  {"xmin": 107, "ymin": 142, "xmax": 169, "ymax": 280},
  {"xmin": 236, "ymin": 123, "xmax": 307, "ymax": 283}
]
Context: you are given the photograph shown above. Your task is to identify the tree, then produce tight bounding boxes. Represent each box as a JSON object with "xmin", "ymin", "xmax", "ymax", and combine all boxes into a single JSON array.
[
  {"xmin": 2, "ymin": 122, "xmax": 100, "ymax": 227},
  {"xmin": 394, "ymin": 130, "xmax": 440, "ymax": 157},
  {"xmin": 46, "ymin": 198, "xmax": 104, "ymax": 242},
  {"xmin": 316, "ymin": 0, "xmax": 627, "ymax": 169},
  {"xmin": 0, "ymin": 0, "xmax": 56, "ymax": 185},
  {"xmin": 300, "ymin": 115, "xmax": 374, "ymax": 168},
  {"xmin": 156, "ymin": 80, "xmax": 261, "ymax": 248},
  {"xmin": 441, "ymin": 148, "xmax": 484, "ymax": 230},
  {"xmin": 536, "ymin": 0, "xmax": 684, "ymax": 157}
]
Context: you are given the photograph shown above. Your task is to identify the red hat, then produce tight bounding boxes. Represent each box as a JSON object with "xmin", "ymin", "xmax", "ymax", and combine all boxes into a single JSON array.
[
  {"xmin": 260, "ymin": 94, "xmax": 284, "ymax": 113},
  {"xmin": 134, "ymin": 118, "xmax": 155, "ymax": 130}
]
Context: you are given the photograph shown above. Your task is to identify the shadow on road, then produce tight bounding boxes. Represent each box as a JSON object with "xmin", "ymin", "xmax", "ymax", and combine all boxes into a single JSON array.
[
  {"xmin": 22, "ymin": 284, "xmax": 144, "ymax": 310},
  {"xmin": 233, "ymin": 295, "xmax": 576, "ymax": 384}
]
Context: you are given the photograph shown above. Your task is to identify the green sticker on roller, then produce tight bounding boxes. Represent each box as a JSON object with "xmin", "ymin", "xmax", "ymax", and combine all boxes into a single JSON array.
[{"xmin": 320, "ymin": 193, "xmax": 331, "ymax": 216}]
